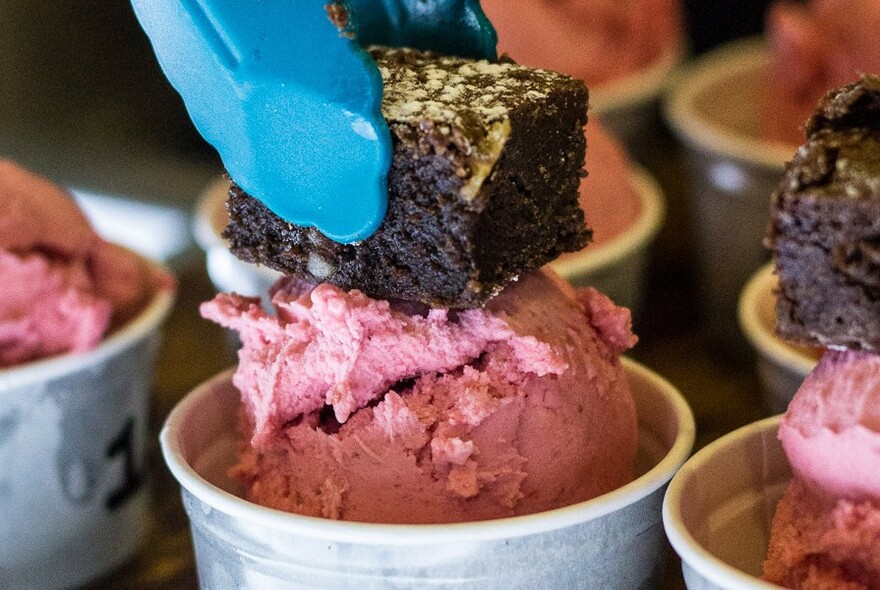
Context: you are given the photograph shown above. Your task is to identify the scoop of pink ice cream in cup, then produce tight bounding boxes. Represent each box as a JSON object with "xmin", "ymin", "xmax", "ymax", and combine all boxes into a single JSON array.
[
  {"xmin": 0, "ymin": 161, "xmax": 175, "ymax": 589},
  {"xmin": 664, "ymin": 351, "xmax": 880, "ymax": 589},
  {"xmin": 161, "ymin": 269, "xmax": 694, "ymax": 589}
]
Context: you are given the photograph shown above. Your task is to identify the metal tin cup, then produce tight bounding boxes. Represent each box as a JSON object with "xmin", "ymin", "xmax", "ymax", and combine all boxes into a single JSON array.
[
  {"xmin": 664, "ymin": 39, "xmax": 793, "ymax": 347},
  {"xmin": 663, "ymin": 416, "xmax": 788, "ymax": 590},
  {"xmin": 162, "ymin": 358, "xmax": 695, "ymax": 590},
  {"xmin": 738, "ymin": 264, "xmax": 819, "ymax": 413},
  {"xmin": 593, "ymin": 43, "xmax": 685, "ymax": 165},
  {"xmin": 0, "ymin": 275, "xmax": 175, "ymax": 590},
  {"xmin": 551, "ymin": 168, "xmax": 665, "ymax": 319}
]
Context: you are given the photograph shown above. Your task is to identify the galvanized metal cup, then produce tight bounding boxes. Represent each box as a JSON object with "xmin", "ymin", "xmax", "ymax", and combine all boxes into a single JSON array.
[
  {"xmin": 663, "ymin": 416, "xmax": 789, "ymax": 590},
  {"xmin": 738, "ymin": 264, "xmax": 819, "ymax": 414},
  {"xmin": 665, "ymin": 39, "xmax": 794, "ymax": 347},
  {"xmin": 594, "ymin": 43, "xmax": 686, "ymax": 164},
  {"xmin": 0, "ymin": 273, "xmax": 175, "ymax": 589},
  {"xmin": 162, "ymin": 358, "xmax": 694, "ymax": 589},
  {"xmin": 551, "ymin": 167, "xmax": 665, "ymax": 318}
]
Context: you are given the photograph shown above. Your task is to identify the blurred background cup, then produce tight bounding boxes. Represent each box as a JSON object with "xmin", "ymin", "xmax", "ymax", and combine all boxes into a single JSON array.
[
  {"xmin": 663, "ymin": 415, "xmax": 788, "ymax": 590},
  {"xmin": 551, "ymin": 168, "xmax": 665, "ymax": 320},
  {"xmin": 665, "ymin": 38, "xmax": 792, "ymax": 349},
  {"xmin": 593, "ymin": 42, "xmax": 687, "ymax": 166},
  {"xmin": 161, "ymin": 358, "xmax": 694, "ymax": 590},
  {"xmin": 0, "ymin": 264, "xmax": 175, "ymax": 590},
  {"xmin": 738, "ymin": 263, "xmax": 819, "ymax": 414},
  {"xmin": 193, "ymin": 177, "xmax": 281, "ymax": 299}
]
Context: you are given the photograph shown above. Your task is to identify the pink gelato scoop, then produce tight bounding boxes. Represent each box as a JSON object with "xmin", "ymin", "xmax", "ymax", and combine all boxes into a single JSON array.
[
  {"xmin": 481, "ymin": 0, "xmax": 683, "ymax": 88},
  {"xmin": 761, "ymin": 0, "xmax": 880, "ymax": 146},
  {"xmin": 0, "ymin": 160, "xmax": 168, "ymax": 367},
  {"xmin": 763, "ymin": 350, "xmax": 880, "ymax": 588},
  {"xmin": 201, "ymin": 269, "xmax": 639, "ymax": 524}
]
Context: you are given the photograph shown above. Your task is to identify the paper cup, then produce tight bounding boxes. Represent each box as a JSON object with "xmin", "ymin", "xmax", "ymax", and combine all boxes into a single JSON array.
[
  {"xmin": 663, "ymin": 416, "xmax": 789, "ymax": 590},
  {"xmin": 738, "ymin": 263, "xmax": 820, "ymax": 414},
  {"xmin": 161, "ymin": 358, "xmax": 694, "ymax": 589},
  {"xmin": 593, "ymin": 43, "xmax": 686, "ymax": 164},
  {"xmin": 193, "ymin": 177, "xmax": 284, "ymax": 298},
  {"xmin": 0, "ymin": 275, "xmax": 175, "ymax": 589},
  {"xmin": 664, "ymin": 39, "xmax": 794, "ymax": 345},
  {"xmin": 551, "ymin": 167, "xmax": 665, "ymax": 317}
]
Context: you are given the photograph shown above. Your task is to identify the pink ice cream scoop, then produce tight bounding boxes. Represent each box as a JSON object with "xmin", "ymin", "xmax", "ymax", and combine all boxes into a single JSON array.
[
  {"xmin": 201, "ymin": 268, "xmax": 639, "ymax": 524},
  {"xmin": 480, "ymin": 0, "xmax": 683, "ymax": 87},
  {"xmin": 761, "ymin": 0, "xmax": 880, "ymax": 146},
  {"xmin": 763, "ymin": 350, "xmax": 880, "ymax": 588},
  {"xmin": 0, "ymin": 160, "xmax": 169, "ymax": 367}
]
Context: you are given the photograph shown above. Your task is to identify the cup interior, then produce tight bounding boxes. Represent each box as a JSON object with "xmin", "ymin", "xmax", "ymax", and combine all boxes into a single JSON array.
[
  {"xmin": 664, "ymin": 416, "xmax": 790, "ymax": 589},
  {"xmin": 664, "ymin": 38, "xmax": 793, "ymax": 170},
  {"xmin": 162, "ymin": 357, "xmax": 694, "ymax": 544}
]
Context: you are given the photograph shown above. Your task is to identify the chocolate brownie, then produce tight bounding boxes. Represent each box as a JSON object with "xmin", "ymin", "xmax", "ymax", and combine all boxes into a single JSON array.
[
  {"xmin": 769, "ymin": 75, "xmax": 880, "ymax": 351},
  {"xmin": 223, "ymin": 46, "xmax": 590, "ymax": 308}
]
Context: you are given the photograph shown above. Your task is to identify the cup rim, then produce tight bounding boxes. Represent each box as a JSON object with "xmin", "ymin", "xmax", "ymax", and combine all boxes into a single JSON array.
[
  {"xmin": 738, "ymin": 263, "xmax": 816, "ymax": 377},
  {"xmin": 161, "ymin": 356, "xmax": 695, "ymax": 545},
  {"xmin": 192, "ymin": 175, "xmax": 230, "ymax": 253},
  {"xmin": 0, "ymin": 261, "xmax": 176, "ymax": 392},
  {"xmin": 591, "ymin": 41, "xmax": 687, "ymax": 113},
  {"xmin": 664, "ymin": 37, "xmax": 794, "ymax": 170},
  {"xmin": 551, "ymin": 166, "xmax": 665, "ymax": 278},
  {"xmin": 662, "ymin": 415, "xmax": 785, "ymax": 590}
]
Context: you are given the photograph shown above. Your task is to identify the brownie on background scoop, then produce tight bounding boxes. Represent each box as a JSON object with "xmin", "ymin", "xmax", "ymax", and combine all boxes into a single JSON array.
[
  {"xmin": 769, "ymin": 75, "xmax": 880, "ymax": 351},
  {"xmin": 224, "ymin": 46, "xmax": 590, "ymax": 309}
]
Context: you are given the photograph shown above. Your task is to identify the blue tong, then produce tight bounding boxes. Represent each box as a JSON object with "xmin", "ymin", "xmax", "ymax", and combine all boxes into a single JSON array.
[{"xmin": 131, "ymin": 0, "xmax": 497, "ymax": 243}]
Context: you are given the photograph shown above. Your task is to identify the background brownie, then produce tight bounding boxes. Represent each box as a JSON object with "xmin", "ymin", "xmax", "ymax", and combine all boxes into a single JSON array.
[
  {"xmin": 224, "ymin": 47, "xmax": 590, "ymax": 308},
  {"xmin": 769, "ymin": 75, "xmax": 880, "ymax": 350}
]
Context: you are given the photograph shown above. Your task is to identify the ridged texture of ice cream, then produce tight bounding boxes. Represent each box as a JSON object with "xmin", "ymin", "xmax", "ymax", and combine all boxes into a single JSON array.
[
  {"xmin": 764, "ymin": 350, "xmax": 880, "ymax": 588},
  {"xmin": 761, "ymin": 0, "xmax": 880, "ymax": 145},
  {"xmin": 201, "ymin": 269, "xmax": 638, "ymax": 524},
  {"xmin": 0, "ymin": 160, "xmax": 168, "ymax": 367},
  {"xmin": 481, "ymin": 0, "xmax": 682, "ymax": 87}
]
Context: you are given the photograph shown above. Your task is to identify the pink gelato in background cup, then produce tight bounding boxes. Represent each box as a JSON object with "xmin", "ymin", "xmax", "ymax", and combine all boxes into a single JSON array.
[
  {"xmin": 664, "ymin": 39, "xmax": 792, "ymax": 347},
  {"xmin": 0, "ymin": 162, "xmax": 176, "ymax": 589},
  {"xmin": 480, "ymin": 0, "xmax": 686, "ymax": 162},
  {"xmin": 552, "ymin": 122, "xmax": 665, "ymax": 317},
  {"xmin": 760, "ymin": 0, "xmax": 880, "ymax": 146},
  {"xmin": 162, "ymin": 358, "xmax": 694, "ymax": 589},
  {"xmin": 738, "ymin": 264, "xmax": 820, "ymax": 414}
]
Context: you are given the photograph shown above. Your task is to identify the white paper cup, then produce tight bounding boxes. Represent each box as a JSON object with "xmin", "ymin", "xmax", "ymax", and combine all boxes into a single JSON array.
[
  {"xmin": 161, "ymin": 358, "xmax": 694, "ymax": 589},
  {"xmin": 0, "ymin": 274, "xmax": 175, "ymax": 589},
  {"xmin": 663, "ymin": 416, "xmax": 789, "ymax": 590},
  {"xmin": 551, "ymin": 167, "xmax": 665, "ymax": 317},
  {"xmin": 593, "ymin": 43, "xmax": 686, "ymax": 163},
  {"xmin": 665, "ymin": 39, "xmax": 794, "ymax": 345},
  {"xmin": 738, "ymin": 263, "xmax": 820, "ymax": 414},
  {"xmin": 193, "ymin": 177, "xmax": 286, "ymax": 298}
]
